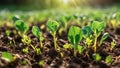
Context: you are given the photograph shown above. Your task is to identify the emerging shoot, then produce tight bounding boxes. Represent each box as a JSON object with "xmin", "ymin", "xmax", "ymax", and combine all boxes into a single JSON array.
[
  {"xmin": 47, "ymin": 19, "xmax": 59, "ymax": 50},
  {"xmin": 91, "ymin": 21, "xmax": 106, "ymax": 52},
  {"xmin": 32, "ymin": 26, "xmax": 44, "ymax": 48},
  {"xmin": 68, "ymin": 26, "xmax": 83, "ymax": 56}
]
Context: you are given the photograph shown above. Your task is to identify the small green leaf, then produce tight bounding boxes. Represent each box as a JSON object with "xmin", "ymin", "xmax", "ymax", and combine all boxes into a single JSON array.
[
  {"xmin": 93, "ymin": 53, "xmax": 101, "ymax": 62},
  {"xmin": 39, "ymin": 60, "xmax": 44, "ymax": 66},
  {"xmin": 36, "ymin": 48, "xmax": 41, "ymax": 55},
  {"xmin": 111, "ymin": 40, "xmax": 116, "ymax": 50},
  {"xmin": 82, "ymin": 26, "xmax": 92, "ymax": 38},
  {"xmin": 85, "ymin": 37, "xmax": 92, "ymax": 46},
  {"xmin": 32, "ymin": 26, "xmax": 44, "ymax": 41},
  {"xmin": 68, "ymin": 26, "xmax": 82, "ymax": 45},
  {"xmin": 63, "ymin": 43, "xmax": 72, "ymax": 49},
  {"xmin": 92, "ymin": 21, "xmax": 106, "ymax": 35},
  {"xmin": 100, "ymin": 33, "xmax": 109, "ymax": 44},
  {"xmin": 15, "ymin": 20, "xmax": 29, "ymax": 34},
  {"xmin": 22, "ymin": 47, "xmax": 29, "ymax": 53},
  {"xmin": 47, "ymin": 19, "xmax": 59, "ymax": 34},
  {"xmin": 58, "ymin": 16, "xmax": 66, "ymax": 28},
  {"xmin": 105, "ymin": 56, "xmax": 112, "ymax": 63},
  {"xmin": 1, "ymin": 52, "xmax": 14, "ymax": 62},
  {"xmin": 5, "ymin": 30, "xmax": 11, "ymax": 36},
  {"xmin": 22, "ymin": 60, "xmax": 27, "ymax": 65},
  {"xmin": 77, "ymin": 45, "xmax": 85, "ymax": 54},
  {"xmin": 32, "ymin": 26, "xmax": 40, "ymax": 38},
  {"xmin": 12, "ymin": 15, "xmax": 20, "ymax": 23}
]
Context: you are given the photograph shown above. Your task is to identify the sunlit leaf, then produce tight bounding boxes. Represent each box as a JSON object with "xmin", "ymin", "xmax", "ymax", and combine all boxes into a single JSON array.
[
  {"xmin": 47, "ymin": 19, "xmax": 59, "ymax": 34},
  {"xmin": 1, "ymin": 52, "xmax": 14, "ymax": 62},
  {"xmin": 68, "ymin": 26, "xmax": 82, "ymax": 45}
]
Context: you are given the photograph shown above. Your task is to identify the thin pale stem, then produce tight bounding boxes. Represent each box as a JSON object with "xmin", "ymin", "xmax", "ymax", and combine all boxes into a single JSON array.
[
  {"xmin": 53, "ymin": 32, "xmax": 57, "ymax": 50},
  {"xmin": 40, "ymin": 41, "xmax": 43, "ymax": 48},
  {"xmin": 93, "ymin": 37, "xmax": 97, "ymax": 53},
  {"xmin": 30, "ymin": 44, "xmax": 36, "ymax": 52},
  {"xmin": 74, "ymin": 44, "xmax": 77, "ymax": 57}
]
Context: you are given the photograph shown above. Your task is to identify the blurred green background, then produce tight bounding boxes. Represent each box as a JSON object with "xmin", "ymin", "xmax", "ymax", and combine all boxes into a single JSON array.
[{"xmin": 0, "ymin": 0, "xmax": 120, "ymax": 10}]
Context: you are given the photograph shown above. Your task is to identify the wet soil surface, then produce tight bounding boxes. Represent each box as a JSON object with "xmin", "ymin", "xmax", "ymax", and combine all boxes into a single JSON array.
[{"xmin": 0, "ymin": 23, "xmax": 120, "ymax": 68}]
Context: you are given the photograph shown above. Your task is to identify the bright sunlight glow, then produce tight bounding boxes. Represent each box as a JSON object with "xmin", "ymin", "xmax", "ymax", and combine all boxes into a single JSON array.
[{"xmin": 63, "ymin": 0, "xmax": 68, "ymax": 4}]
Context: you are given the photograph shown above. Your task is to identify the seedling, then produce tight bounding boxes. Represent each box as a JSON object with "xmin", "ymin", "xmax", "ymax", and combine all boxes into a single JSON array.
[
  {"xmin": 58, "ymin": 16, "xmax": 67, "ymax": 35},
  {"xmin": 14, "ymin": 19, "xmax": 41, "ymax": 55},
  {"xmin": 1, "ymin": 52, "xmax": 14, "ymax": 62},
  {"xmin": 5, "ymin": 30, "xmax": 11, "ymax": 37},
  {"xmin": 22, "ymin": 60, "xmax": 27, "ymax": 65},
  {"xmin": 32, "ymin": 26, "xmax": 44, "ymax": 48},
  {"xmin": 14, "ymin": 20, "xmax": 29, "ymax": 37},
  {"xmin": 22, "ymin": 47, "xmax": 29, "ymax": 54},
  {"xmin": 93, "ymin": 53, "xmax": 101, "ymax": 62},
  {"xmin": 82, "ymin": 26, "xmax": 92, "ymax": 47},
  {"xmin": 21, "ymin": 35, "xmax": 31, "ymax": 45},
  {"xmin": 99, "ymin": 33, "xmax": 109, "ymax": 46},
  {"xmin": 47, "ymin": 19, "xmax": 59, "ymax": 50},
  {"xmin": 39, "ymin": 60, "xmax": 44, "ymax": 66},
  {"xmin": 68, "ymin": 26, "xmax": 83, "ymax": 56},
  {"xmin": 36, "ymin": 48, "xmax": 42, "ymax": 55},
  {"xmin": 105, "ymin": 56, "xmax": 112, "ymax": 64},
  {"xmin": 14, "ymin": 20, "xmax": 32, "ymax": 45},
  {"xmin": 91, "ymin": 21, "xmax": 106, "ymax": 52},
  {"xmin": 110, "ymin": 13, "xmax": 120, "ymax": 33}
]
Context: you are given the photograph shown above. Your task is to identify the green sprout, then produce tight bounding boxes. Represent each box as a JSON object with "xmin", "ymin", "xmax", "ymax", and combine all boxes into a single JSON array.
[
  {"xmin": 68, "ymin": 26, "xmax": 83, "ymax": 56},
  {"xmin": 105, "ymin": 56, "xmax": 112, "ymax": 64},
  {"xmin": 1, "ymin": 52, "xmax": 14, "ymax": 62},
  {"xmin": 13, "ymin": 19, "xmax": 41, "ymax": 55},
  {"xmin": 22, "ymin": 60, "xmax": 27, "ymax": 65},
  {"xmin": 93, "ymin": 53, "xmax": 101, "ymax": 62},
  {"xmin": 77, "ymin": 45, "xmax": 85, "ymax": 54},
  {"xmin": 36, "ymin": 48, "xmax": 42, "ymax": 55},
  {"xmin": 82, "ymin": 26, "xmax": 92, "ymax": 48},
  {"xmin": 47, "ymin": 19, "xmax": 59, "ymax": 50},
  {"xmin": 39, "ymin": 60, "xmax": 44, "ymax": 66},
  {"xmin": 99, "ymin": 32, "xmax": 109, "ymax": 46},
  {"xmin": 5, "ymin": 30, "xmax": 11, "ymax": 37},
  {"xmin": 21, "ymin": 35, "xmax": 31, "ymax": 45},
  {"xmin": 22, "ymin": 47, "xmax": 29, "ymax": 54},
  {"xmin": 14, "ymin": 20, "xmax": 29, "ymax": 37},
  {"xmin": 32, "ymin": 26, "xmax": 44, "ymax": 48},
  {"xmin": 91, "ymin": 21, "xmax": 106, "ymax": 52},
  {"xmin": 58, "ymin": 16, "xmax": 67, "ymax": 35},
  {"xmin": 14, "ymin": 20, "xmax": 31, "ymax": 45}
]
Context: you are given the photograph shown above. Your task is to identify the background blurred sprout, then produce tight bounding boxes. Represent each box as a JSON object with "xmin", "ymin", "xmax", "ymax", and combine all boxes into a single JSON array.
[{"xmin": 12, "ymin": 15, "xmax": 20, "ymax": 23}]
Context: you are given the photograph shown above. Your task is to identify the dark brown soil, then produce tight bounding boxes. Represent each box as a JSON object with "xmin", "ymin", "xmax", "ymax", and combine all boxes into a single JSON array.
[{"xmin": 0, "ymin": 22, "xmax": 120, "ymax": 68}]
